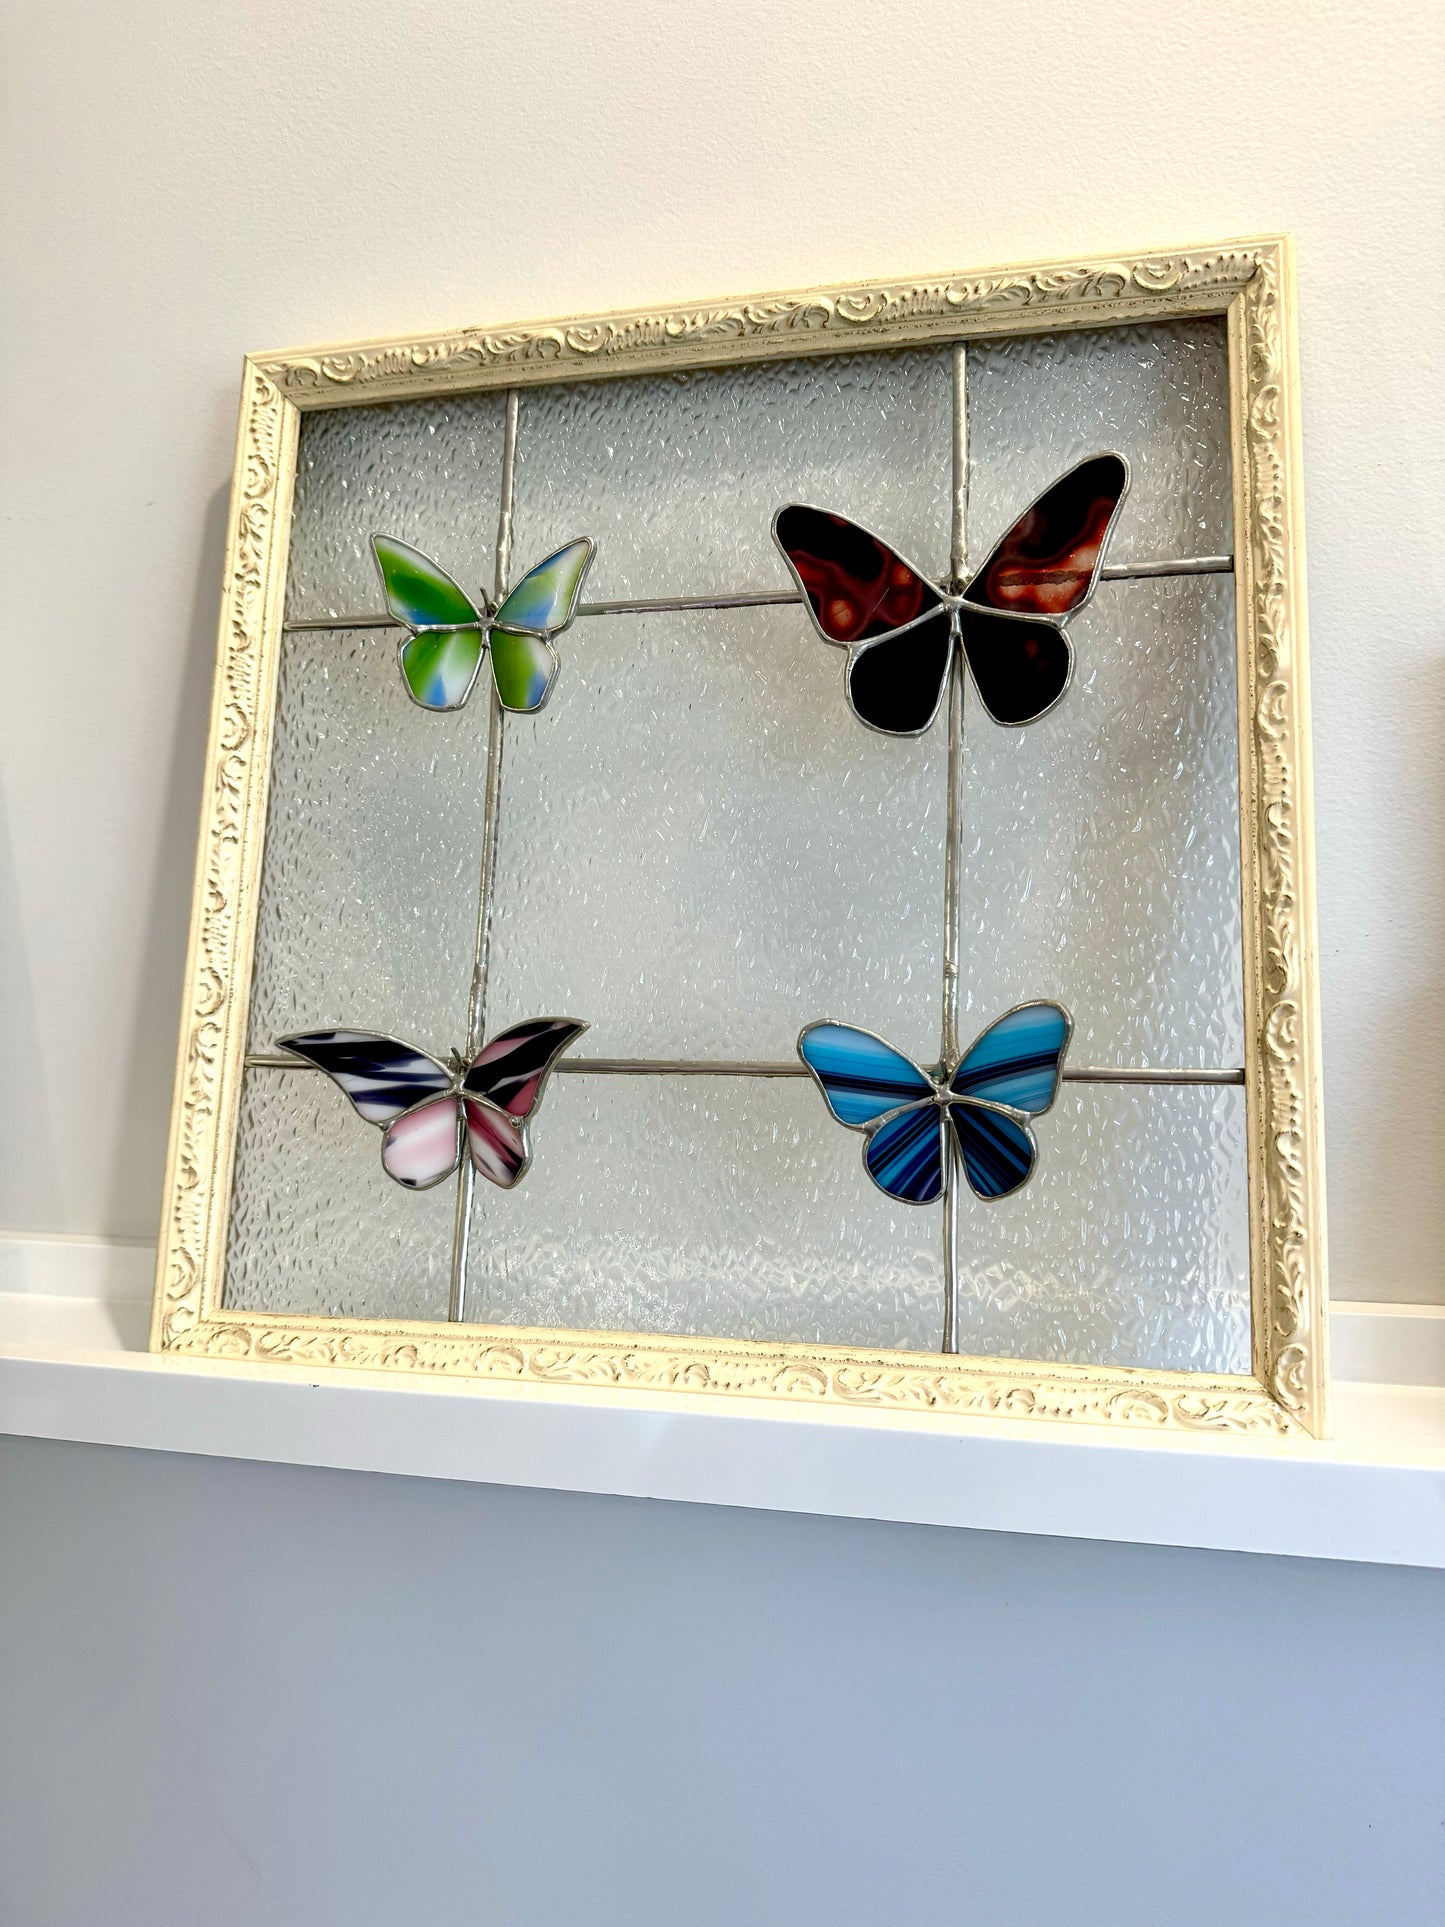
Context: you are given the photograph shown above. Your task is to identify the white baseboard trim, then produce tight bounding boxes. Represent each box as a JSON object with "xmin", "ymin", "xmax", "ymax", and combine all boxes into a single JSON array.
[
  {"xmin": 0, "ymin": 1232, "xmax": 154, "ymax": 1301},
  {"xmin": 1330, "ymin": 1301, "xmax": 1445, "ymax": 1390},
  {"xmin": 0, "ymin": 1235, "xmax": 1440, "ymax": 1387}
]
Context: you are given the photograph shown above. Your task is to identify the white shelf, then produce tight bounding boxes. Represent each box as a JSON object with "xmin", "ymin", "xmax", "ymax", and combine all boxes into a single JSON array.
[{"xmin": 2, "ymin": 1237, "xmax": 1443, "ymax": 1569}]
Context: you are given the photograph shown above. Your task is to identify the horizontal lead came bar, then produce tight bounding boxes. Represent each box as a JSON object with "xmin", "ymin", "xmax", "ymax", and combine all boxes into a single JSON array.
[
  {"xmin": 565, "ymin": 1058, "xmax": 807, "ymax": 1077},
  {"xmin": 580, "ymin": 590, "xmax": 796, "ymax": 617},
  {"xmin": 244, "ymin": 1052, "xmax": 1244, "ymax": 1086},
  {"xmin": 1099, "ymin": 555, "xmax": 1232, "ymax": 581},
  {"xmin": 558, "ymin": 1059, "xmax": 1246, "ymax": 1086},
  {"xmin": 1062, "ymin": 1066, "xmax": 1245, "ymax": 1087},
  {"xmin": 284, "ymin": 613, "xmax": 401, "ymax": 633},
  {"xmin": 279, "ymin": 556, "xmax": 1235, "ymax": 634}
]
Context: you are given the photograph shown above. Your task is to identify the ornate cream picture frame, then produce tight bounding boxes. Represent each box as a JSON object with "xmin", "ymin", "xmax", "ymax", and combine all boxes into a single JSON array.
[{"xmin": 150, "ymin": 234, "xmax": 1330, "ymax": 1439}]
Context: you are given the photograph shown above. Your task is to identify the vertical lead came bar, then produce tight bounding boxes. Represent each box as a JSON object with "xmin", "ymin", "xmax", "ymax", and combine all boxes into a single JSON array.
[
  {"xmin": 941, "ymin": 343, "xmax": 969, "ymax": 1355},
  {"xmin": 448, "ymin": 388, "xmax": 520, "ymax": 1323}
]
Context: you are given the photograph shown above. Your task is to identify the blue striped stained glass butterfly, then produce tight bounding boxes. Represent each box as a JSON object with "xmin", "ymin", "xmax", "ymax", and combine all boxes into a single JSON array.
[
  {"xmin": 773, "ymin": 454, "xmax": 1128, "ymax": 735},
  {"xmin": 797, "ymin": 1003, "xmax": 1072, "ymax": 1205},
  {"xmin": 372, "ymin": 534, "xmax": 595, "ymax": 713},
  {"xmin": 278, "ymin": 1018, "xmax": 587, "ymax": 1191}
]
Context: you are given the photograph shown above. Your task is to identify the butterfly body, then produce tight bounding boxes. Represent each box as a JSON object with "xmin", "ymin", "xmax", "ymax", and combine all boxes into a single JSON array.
[
  {"xmin": 372, "ymin": 535, "xmax": 596, "ymax": 714},
  {"xmin": 797, "ymin": 1003, "xmax": 1072, "ymax": 1206},
  {"xmin": 773, "ymin": 454, "xmax": 1128, "ymax": 736},
  {"xmin": 278, "ymin": 1017, "xmax": 588, "ymax": 1191}
]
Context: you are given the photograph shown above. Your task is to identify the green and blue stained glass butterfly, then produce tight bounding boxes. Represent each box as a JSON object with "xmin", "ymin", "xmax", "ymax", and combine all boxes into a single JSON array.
[
  {"xmin": 372, "ymin": 534, "xmax": 595, "ymax": 713},
  {"xmin": 797, "ymin": 1003, "xmax": 1072, "ymax": 1205}
]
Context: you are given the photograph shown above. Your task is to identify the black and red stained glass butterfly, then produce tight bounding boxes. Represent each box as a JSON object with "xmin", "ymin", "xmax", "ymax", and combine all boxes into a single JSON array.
[{"xmin": 772, "ymin": 454, "xmax": 1129, "ymax": 736}]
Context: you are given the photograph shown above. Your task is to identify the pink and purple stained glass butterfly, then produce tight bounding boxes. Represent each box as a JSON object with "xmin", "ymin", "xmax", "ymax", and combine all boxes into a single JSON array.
[
  {"xmin": 372, "ymin": 535, "xmax": 595, "ymax": 713},
  {"xmin": 797, "ymin": 1003, "xmax": 1072, "ymax": 1205},
  {"xmin": 278, "ymin": 1018, "xmax": 587, "ymax": 1191},
  {"xmin": 772, "ymin": 454, "xmax": 1129, "ymax": 735}
]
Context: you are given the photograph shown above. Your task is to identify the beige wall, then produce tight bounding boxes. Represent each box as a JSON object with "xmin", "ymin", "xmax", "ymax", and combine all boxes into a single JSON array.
[{"xmin": 1, "ymin": 0, "xmax": 1441, "ymax": 1306}]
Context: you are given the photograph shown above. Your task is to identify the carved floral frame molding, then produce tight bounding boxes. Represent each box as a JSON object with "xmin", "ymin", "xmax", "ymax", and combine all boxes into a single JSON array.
[{"xmin": 150, "ymin": 234, "xmax": 1330, "ymax": 1439}]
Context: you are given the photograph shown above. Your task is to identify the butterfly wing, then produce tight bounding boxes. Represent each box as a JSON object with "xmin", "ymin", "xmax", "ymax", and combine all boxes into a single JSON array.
[
  {"xmin": 863, "ymin": 1101, "xmax": 946, "ymax": 1205},
  {"xmin": 461, "ymin": 1017, "xmax": 588, "ymax": 1117},
  {"xmin": 796, "ymin": 1022, "xmax": 942, "ymax": 1206},
  {"xmin": 277, "ymin": 1030, "xmax": 453, "ymax": 1124},
  {"xmin": 372, "ymin": 537, "xmax": 488, "ymax": 711},
  {"xmin": 957, "ymin": 455, "xmax": 1127, "ymax": 728},
  {"xmin": 458, "ymin": 1017, "xmax": 587, "ymax": 1192},
  {"xmin": 492, "ymin": 539, "xmax": 594, "ymax": 634},
  {"xmin": 964, "ymin": 455, "xmax": 1128, "ymax": 618},
  {"xmin": 398, "ymin": 626, "xmax": 488, "ymax": 711},
  {"xmin": 381, "ymin": 1094, "xmax": 464, "ymax": 1189},
  {"xmin": 845, "ymin": 610, "xmax": 956, "ymax": 736},
  {"xmin": 462, "ymin": 1097, "xmax": 530, "ymax": 1188},
  {"xmin": 949, "ymin": 1105, "xmax": 1037, "ymax": 1201},
  {"xmin": 772, "ymin": 506, "xmax": 955, "ymax": 737},
  {"xmin": 797, "ymin": 1022, "xmax": 934, "ymax": 1127},
  {"xmin": 488, "ymin": 540, "xmax": 594, "ymax": 714},
  {"xmin": 945, "ymin": 1002, "xmax": 1071, "ymax": 1202},
  {"xmin": 773, "ymin": 506, "xmax": 945, "ymax": 645},
  {"xmin": 949, "ymin": 1002, "xmax": 1072, "ymax": 1116},
  {"xmin": 487, "ymin": 628, "xmax": 560, "ymax": 715},
  {"xmin": 372, "ymin": 535, "xmax": 484, "ymax": 628},
  {"xmin": 954, "ymin": 608, "xmax": 1073, "ymax": 728}
]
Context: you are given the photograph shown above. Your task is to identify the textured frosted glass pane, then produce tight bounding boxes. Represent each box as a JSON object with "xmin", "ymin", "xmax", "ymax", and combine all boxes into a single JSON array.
[
  {"xmin": 510, "ymin": 350, "xmax": 953, "ymax": 601},
  {"xmin": 286, "ymin": 393, "xmax": 507, "ymax": 622},
  {"xmin": 967, "ymin": 320, "xmax": 1231, "ymax": 566},
  {"xmin": 465, "ymin": 1075, "xmax": 942, "ymax": 1350},
  {"xmin": 247, "ymin": 628, "xmax": 487, "ymax": 1050},
  {"xmin": 960, "ymin": 575, "xmax": 1244, "ymax": 1068},
  {"xmin": 949, "ymin": 1085, "xmax": 1250, "ymax": 1373},
  {"xmin": 462, "ymin": 1074, "xmax": 1248, "ymax": 1373},
  {"xmin": 485, "ymin": 608, "xmax": 945, "ymax": 1060},
  {"xmin": 224, "ymin": 1068, "xmax": 453, "ymax": 1319}
]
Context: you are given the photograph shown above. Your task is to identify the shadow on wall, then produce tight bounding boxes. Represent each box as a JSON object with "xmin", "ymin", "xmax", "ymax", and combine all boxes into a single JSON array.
[{"xmin": 101, "ymin": 483, "xmax": 232, "ymax": 1242}]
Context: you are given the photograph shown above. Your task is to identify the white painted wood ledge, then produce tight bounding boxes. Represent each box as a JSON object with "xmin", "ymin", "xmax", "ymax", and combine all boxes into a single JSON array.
[{"xmin": 2, "ymin": 1233, "xmax": 1442, "ymax": 1569}]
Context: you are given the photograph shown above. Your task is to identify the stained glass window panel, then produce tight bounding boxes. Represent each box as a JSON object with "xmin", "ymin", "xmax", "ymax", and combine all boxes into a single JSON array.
[{"xmin": 230, "ymin": 315, "xmax": 1255, "ymax": 1377}]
